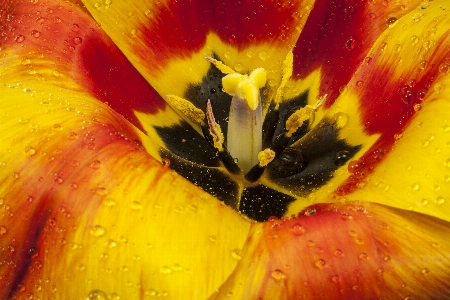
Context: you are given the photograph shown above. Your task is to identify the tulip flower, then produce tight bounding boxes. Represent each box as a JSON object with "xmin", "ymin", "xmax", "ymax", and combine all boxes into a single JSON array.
[{"xmin": 1, "ymin": 0, "xmax": 449, "ymax": 299}]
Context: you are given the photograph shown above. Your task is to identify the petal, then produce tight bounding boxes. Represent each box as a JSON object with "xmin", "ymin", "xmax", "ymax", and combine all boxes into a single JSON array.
[
  {"xmin": 212, "ymin": 203, "xmax": 450, "ymax": 299},
  {"xmin": 0, "ymin": 1, "xmax": 250, "ymax": 298},
  {"xmin": 290, "ymin": 0, "xmax": 423, "ymax": 104},
  {"xmin": 283, "ymin": 0, "xmax": 450, "ymax": 220},
  {"xmin": 0, "ymin": 79, "xmax": 250, "ymax": 299},
  {"xmin": 81, "ymin": 0, "xmax": 316, "ymax": 100}
]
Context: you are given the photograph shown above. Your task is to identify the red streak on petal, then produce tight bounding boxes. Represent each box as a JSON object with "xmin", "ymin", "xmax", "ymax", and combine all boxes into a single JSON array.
[
  {"xmin": 78, "ymin": 35, "xmax": 166, "ymax": 133},
  {"xmin": 292, "ymin": 0, "xmax": 420, "ymax": 106},
  {"xmin": 336, "ymin": 33, "xmax": 450, "ymax": 195},
  {"xmin": 136, "ymin": 0, "xmax": 301, "ymax": 72},
  {"xmin": 0, "ymin": 0, "xmax": 165, "ymax": 133}
]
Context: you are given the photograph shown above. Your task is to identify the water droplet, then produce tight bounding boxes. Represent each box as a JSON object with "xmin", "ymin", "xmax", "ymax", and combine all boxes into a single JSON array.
[
  {"xmin": 334, "ymin": 150, "xmax": 350, "ymax": 166},
  {"xmin": 25, "ymin": 147, "xmax": 36, "ymax": 156},
  {"xmin": 53, "ymin": 123, "xmax": 62, "ymax": 131},
  {"xmin": 231, "ymin": 249, "xmax": 242, "ymax": 260},
  {"xmin": 333, "ymin": 249, "xmax": 343, "ymax": 257},
  {"xmin": 31, "ymin": 30, "xmax": 40, "ymax": 38},
  {"xmin": 160, "ymin": 266, "xmax": 171, "ymax": 274},
  {"xmin": 106, "ymin": 239, "xmax": 117, "ymax": 249},
  {"xmin": 90, "ymin": 225, "xmax": 106, "ymax": 237},
  {"xmin": 104, "ymin": 0, "xmax": 112, "ymax": 5},
  {"xmin": 332, "ymin": 112, "xmax": 349, "ymax": 129},
  {"xmin": 421, "ymin": 268, "xmax": 429, "ymax": 275},
  {"xmin": 90, "ymin": 160, "xmax": 101, "ymax": 169},
  {"xmin": 358, "ymin": 253, "xmax": 368, "ymax": 260},
  {"xmin": 314, "ymin": 259, "xmax": 326, "ymax": 269},
  {"xmin": 258, "ymin": 51, "xmax": 268, "ymax": 60},
  {"xmin": 0, "ymin": 226, "xmax": 7, "ymax": 235},
  {"xmin": 87, "ymin": 289, "xmax": 108, "ymax": 300},
  {"xmin": 74, "ymin": 37, "xmax": 83, "ymax": 45},
  {"xmin": 411, "ymin": 183, "xmax": 420, "ymax": 191},
  {"xmin": 271, "ymin": 269, "xmax": 285, "ymax": 281},
  {"xmin": 387, "ymin": 17, "xmax": 397, "ymax": 27},
  {"xmin": 272, "ymin": 147, "xmax": 306, "ymax": 177},
  {"xmin": 436, "ymin": 197, "xmax": 445, "ymax": 205},
  {"xmin": 421, "ymin": 199, "xmax": 429, "ymax": 206},
  {"xmin": 339, "ymin": 85, "xmax": 348, "ymax": 94},
  {"xmin": 384, "ymin": 255, "xmax": 391, "ymax": 262},
  {"xmin": 15, "ymin": 35, "xmax": 25, "ymax": 43},
  {"xmin": 331, "ymin": 275, "xmax": 339, "ymax": 283},
  {"xmin": 94, "ymin": 2, "xmax": 102, "ymax": 8},
  {"xmin": 209, "ymin": 235, "xmax": 217, "ymax": 242},
  {"xmin": 129, "ymin": 201, "xmax": 142, "ymax": 210},
  {"xmin": 130, "ymin": 28, "xmax": 137, "ymax": 36},
  {"xmin": 224, "ymin": 51, "xmax": 231, "ymax": 59},
  {"xmin": 352, "ymin": 285, "xmax": 359, "ymax": 291},
  {"xmin": 161, "ymin": 158, "xmax": 170, "ymax": 167},
  {"xmin": 369, "ymin": 13, "xmax": 376, "ymax": 19},
  {"xmin": 290, "ymin": 223, "xmax": 305, "ymax": 235},
  {"xmin": 445, "ymin": 158, "xmax": 450, "ymax": 168},
  {"xmin": 345, "ymin": 36, "xmax": 358, "ymax": 50},
  {"xmin": 96, "ymin": 187, "xmax": 108, "ymax": 196},
  {"xmin": 234, "ymin": 63, "xmax": 242, "ymax": 72}
]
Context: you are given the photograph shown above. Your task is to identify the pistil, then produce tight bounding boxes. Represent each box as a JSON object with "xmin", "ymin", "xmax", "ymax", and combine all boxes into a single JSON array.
[{"xmin": 221, "ymin": 68, "xmax": 267, "ymax": 173}]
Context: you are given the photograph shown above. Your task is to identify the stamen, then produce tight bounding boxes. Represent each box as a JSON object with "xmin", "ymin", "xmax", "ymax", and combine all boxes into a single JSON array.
[
  {"xmin": 166, "ymin": 95, "xmax": 205, "ymax": 125},
  {"xmin": 285, "ymin": 95, "xmax": 326, "ymax": 137},
  {"xmin": 258, "ymin": 148, "xmax": 275, "ymax": 167},
  {"xmin": 204, "ymin": 57, "xmax": 235, "ymax": 74},
  {"xmin": 273, "ymin": 51, "xmax": 294, "ymax": 110},
  {"xmin": 205, "ymin": 100, "xmax": 224, "ymax": 151}
]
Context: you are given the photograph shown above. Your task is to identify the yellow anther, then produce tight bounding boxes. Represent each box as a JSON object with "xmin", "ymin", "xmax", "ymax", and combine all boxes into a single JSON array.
[
  {"xmin": 166, "ymin": 95, "xmax": 205, "ymax": 125},
  {"xmin": 274, "ymin": 51, "xmax": 294, "ymax": 109},
  {"xmin": 258, "ymin": 148, "xmax": 275, "ymax": 167},
  {"xmin": 222, "ymin": 68, "xmax": 267, "ymax": 110},
  {"xmin": 204, "ymin": 57, "xmax": 235, "ymax": 74},
  {"xmin": 285, "ymin": 95, "xmax": 326, "ymax": 137}
]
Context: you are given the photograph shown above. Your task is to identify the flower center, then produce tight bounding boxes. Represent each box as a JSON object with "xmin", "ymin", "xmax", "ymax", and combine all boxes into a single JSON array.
[{"xmin": 160, "ymin": 52, "xmax": 361, "ymax": 222}]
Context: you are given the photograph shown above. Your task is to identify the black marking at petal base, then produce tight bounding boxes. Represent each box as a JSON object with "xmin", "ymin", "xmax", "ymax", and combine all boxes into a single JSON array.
[
  {"xmin": 160, "ymin": 149, "xmax": 240, "ymax": 209},
  {"xmin": 268, "ymin": 91, "xmax": 310, "ymax": 146},
  {"xmin": 155, "ymin": 121, "xmax": 220, "ymax": 167},
  {"xmin": 184, "ymin": 53, "xmax": 232, "ymax": 139},
  {"xmin": 266, "ymin": 118, "xmax": 361, "ymax": 196},
  {"xmin": 239, "ymin": 185, "xmax": 296, "ymax": 222}
]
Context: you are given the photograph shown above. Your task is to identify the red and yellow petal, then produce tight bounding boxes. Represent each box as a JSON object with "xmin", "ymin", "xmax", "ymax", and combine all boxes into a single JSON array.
[
  {"xmin": 0, "ymin": 1, "xmax": 249, "ymax": 298},
  {"xmin": 285, "ymin": 0, "xmax": 450, "ymax": 220},
  {"xmin": 81, "ymin": 0, "xmax": 315, "ymax": 102},
  {"xmin": 212, "ymin": 203, "xmax": 450, "ymax": 299}
]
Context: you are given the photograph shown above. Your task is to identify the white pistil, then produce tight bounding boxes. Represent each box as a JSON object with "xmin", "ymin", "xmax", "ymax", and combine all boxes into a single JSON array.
[
  {"xmin": 227, "ymin": 92, "xmax": 263, "ymax": 173},
  {"xmin": 220, "ymin": 67, "xmax": 267, "ymax": 173}
]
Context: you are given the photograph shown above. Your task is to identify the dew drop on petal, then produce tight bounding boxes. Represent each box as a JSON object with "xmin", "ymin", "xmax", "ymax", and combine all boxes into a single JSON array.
[
  {"xmin": 290, "ymin": 223, "xmax": 305, "ymax": 235},
  {"xmin": 314, "ymin": 259, "xmax": 326, "ymax": 269},
  {"xmin": 90, "ymin": 160, "xmax": 101, "ymax": 169},
  {"xmin": 421, "ymin": 268, "xmax": 429, "ymax": 275},
  {"xmin": 31, "ymin": 30, "xmax": 40, "ymax": 38},
  {"xmin": 358, "ymin": 253, "xmax": 368, "ymax": 260},
  {"xmin": 25, "ymin": 147, "xmax": 36, "ymax": 156},
  {"xmin": 436, "ymin": 197, "xmax": 445, "ymax": 205},
  {"xmin": 15, "ymin": 35, "xmax": 25, "ymax": 43},
  {"xmin": 231, "ymin": 249, "xmax": 242, "ymax": 260},
  {"xmin": 334, "ymin": 150, "xmax": 350, "ymax": 166},
  {"xmin": 74, "ymin": 37, "xmax": 83, "ymax": 45},
  {"xmin": 90, "ymin": 225, "xmax": 106, "ymax": 237},
  {"xmin": 345, "ymin": 36, "xmax": 358, "ymax": 50},
  {"xmin": 271, "ymin": 269, "xmax": 286, "ymax": 281},
  {"xmin": 331, "ymin": 275, "xmax": 339, "ymax": 283},
  {"xmin": 129, "ymin": 201, "xmax": 143, "ymax": 211},
  {"xmin": 0, "ymin": 226, "xmax": 7, "ymax": 236},
  {"xmin": 87, "ymin": 290, "xmax": 108, "ymax": 300},
  {"xmin": 160, "ymin": 266, "xmax": 171, "ymax": 274}
]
